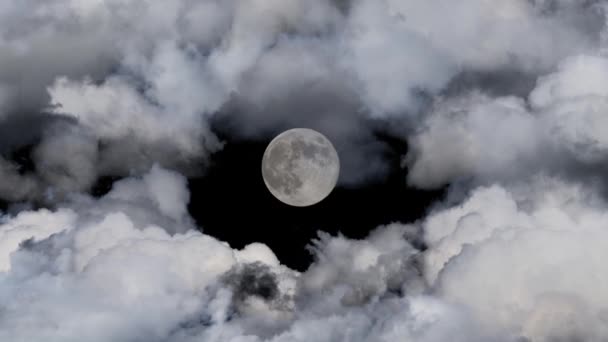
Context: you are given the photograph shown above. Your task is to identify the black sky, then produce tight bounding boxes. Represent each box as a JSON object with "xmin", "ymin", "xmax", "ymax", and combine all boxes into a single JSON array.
[{"xmin": 188, "ymin": 132, "xmax": 444, "ymax": 271}]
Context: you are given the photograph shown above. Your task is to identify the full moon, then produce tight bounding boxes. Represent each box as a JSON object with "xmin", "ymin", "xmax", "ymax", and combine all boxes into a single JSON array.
[{"xmin": 262, "ymin": 128, "xmax": 340, "ymax": 207}]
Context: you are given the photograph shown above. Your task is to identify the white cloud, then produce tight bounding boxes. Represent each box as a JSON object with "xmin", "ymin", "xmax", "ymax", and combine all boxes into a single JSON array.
[
  {"xmin": 0, "ymin": 0, "xmax": 602, "ymax": 199},
  {"xmin": 406, "ymin": 55, "xmax": 608, "ymax": 188},
  {"xmin": 0, "ymin": 1, "xmax": 607, "ymax": 341},
  {"xmin": 425, "ymin": 177, "xmax": 608, "ymax": 340}
]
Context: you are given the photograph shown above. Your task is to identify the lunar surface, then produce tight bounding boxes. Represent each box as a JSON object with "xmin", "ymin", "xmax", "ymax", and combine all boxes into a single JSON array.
[{"xmin": 262, "ymin": 128, "xmax": 340, "ymax": 207}]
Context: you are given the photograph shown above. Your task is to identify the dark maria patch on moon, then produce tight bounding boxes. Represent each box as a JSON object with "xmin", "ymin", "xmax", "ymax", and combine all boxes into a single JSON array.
[{"xmin": 262, "ymin": 141, "xmax": 303, "ymax": 196}]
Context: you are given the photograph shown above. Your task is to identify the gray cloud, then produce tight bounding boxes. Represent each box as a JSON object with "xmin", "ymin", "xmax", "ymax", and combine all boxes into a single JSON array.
[
  {"xmin": 406, "ymin": 54, "xmax": 608, "ymax": 190},
  {"xmin": 0, "ymin": 167, "xmax": 491, "ymax": 341},
  {"xmin": 0, "ymin": 1, "xmax": 607, "ymax": 341},
  {"xmin": 6, "ymin": 167, "xmax": 607, "ymax": 341},
  {"xmin": 0, "ymin": 0, "xmax": 603, "ymax": 198},
  {"xmin": 423, "ymin": 177, "xmax": 608, "ymax": 341}
]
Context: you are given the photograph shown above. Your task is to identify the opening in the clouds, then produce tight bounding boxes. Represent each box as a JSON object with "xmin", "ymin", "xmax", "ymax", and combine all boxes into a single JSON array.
[
  {"xmin": 3, "ymin": 130, "xmax": 444, "ymax": 272},
  {"xmin": 187, "ymin": 133, "xmax": 444, "ymax": 271}
]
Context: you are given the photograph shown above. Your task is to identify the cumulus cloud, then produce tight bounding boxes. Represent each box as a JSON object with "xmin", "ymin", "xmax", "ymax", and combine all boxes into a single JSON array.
[
  {"xmin": 0, "ymin": 0, "xmax": 604, "ymax": 197},
  {"xmin": 424, "ymin": 177, "xmax": 608, "ymax": 340},
  {"xmin": 0, "ymin": 167, "xmax": 487, "ymax": 341},
  {"xmin": 0, "ymin": 167, "xmax": 288, "ymax": 341},
  {"xmin": 0, "ymin": 0, "xmax": 608, "ymax": 341},
  {"xmin": 5, "ymin": 167, "xmax": 608, "ymax": 341},
  {"xmin": 406, "ymin": 53, "xmax": 608, "ymax": 189},
  {"xmin": 406, "ymin": 93, "xmax": 545, "ymax": 188}
]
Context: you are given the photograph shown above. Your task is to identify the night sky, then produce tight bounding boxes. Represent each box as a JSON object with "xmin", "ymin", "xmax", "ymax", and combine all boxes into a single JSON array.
[
  {"xmin": 1, "ymin": 1, "xmax": 607, "ymax": 341},
  {"xmin": 188, "ymin": 132, "xmax": 443, "ymax": 271},
  {"xmin": 0, "ymin": 125, "xmax": 443, "ymax": 272}
]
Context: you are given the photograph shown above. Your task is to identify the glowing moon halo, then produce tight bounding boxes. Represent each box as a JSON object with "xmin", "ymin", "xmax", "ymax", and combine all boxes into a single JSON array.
[{"xmin": 261, "ymin": 128, "xmax": 340, "ymax": 207}]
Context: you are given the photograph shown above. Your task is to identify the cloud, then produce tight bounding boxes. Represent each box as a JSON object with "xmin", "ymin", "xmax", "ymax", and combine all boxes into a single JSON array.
[
  {"xmin": 406, "ymin": 54, "xmax": 608, "ymax": 190},
  {"xmin": 424, "ymin": 177, "xmax": 608, "ymax": 340},
  {"xmin": 0, "ymin": 168, "xmax": 483, "ymax": 341},
  {"xmin": 0, "ymin": 1, "xmax": 607, "ymax": 341},
  {"xmin": 0, "ymin": 167, "xmax": 274, "ymax": 341},
  {"xmin": 405, "ymin": 93, "xmax": 544, "ymax": 188},
  {"xmin": 0, "ymin": 0, "xmax": 603, "ymax": 199},
  {"xmin": 0, "ymin": 166, "xmax": 607, "ymax": 340},
  {"xmin": 531, "ymin": 55, "xmax": 608, "ymax": 164}
]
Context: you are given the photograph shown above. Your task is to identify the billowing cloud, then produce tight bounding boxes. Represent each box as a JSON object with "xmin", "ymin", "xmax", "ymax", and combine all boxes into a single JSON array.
[
  {"xmin": 0, "ymin": 0, "xmax": 604, "ymax": 198},
  {"xmin": 0, "ymin": 167, "xmax": 487, "ymax": 341},
  {"xmin": 3, "ymin": 167, "xmax": 608, "ymax": 341},
  {"xmin": 0, "ymin": 1, "xmax": 607, "ymax": 341},
  {"xmin": 424, "ymin": 177, "xmax": 608, "ymax": 341},
  {"xmin": 406, "ymin": 53, "xmax": 608, "ymax": 189}
]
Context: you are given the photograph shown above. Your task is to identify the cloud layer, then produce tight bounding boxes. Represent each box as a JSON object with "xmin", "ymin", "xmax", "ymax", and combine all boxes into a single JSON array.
[
  {"xmin": 3, "ymin": 168, "xmax": 608, "ymax": 341},
  {"xmin": 0, "ymin": 0, "xmax": 605, "ymax": 198},
  {"xmin": 0, "ymin": 0, "xmax": 608, "ymax": 341}
]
